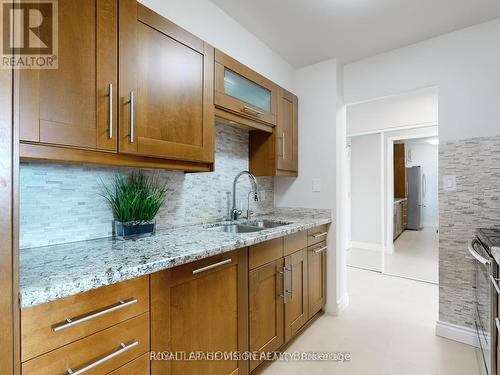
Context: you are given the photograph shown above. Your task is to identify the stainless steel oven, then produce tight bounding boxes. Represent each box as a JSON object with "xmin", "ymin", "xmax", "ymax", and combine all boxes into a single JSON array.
[{"xmin": 469, "ymin": 238, "xmax": 498, "ymax": 375}]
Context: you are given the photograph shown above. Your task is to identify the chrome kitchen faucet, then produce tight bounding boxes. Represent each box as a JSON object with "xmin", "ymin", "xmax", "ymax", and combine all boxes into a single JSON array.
[{"xmin": 231, "ymin": 171, "xmax": 259, "ymax": 220}]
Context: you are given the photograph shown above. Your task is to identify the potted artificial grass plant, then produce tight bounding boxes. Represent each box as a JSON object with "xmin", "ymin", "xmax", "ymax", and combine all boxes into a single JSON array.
[{"xmin": 102, "ymin": 172, "xmax": 167, "ymax": 239}]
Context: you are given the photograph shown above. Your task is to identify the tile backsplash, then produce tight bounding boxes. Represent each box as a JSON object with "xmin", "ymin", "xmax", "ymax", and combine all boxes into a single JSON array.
[
  {"xmin": 20, "ymin": 125, "xmax": 274, "ymax": 249},
  {"xmin": 439, "ymin": 135, "xmax": 500, "ymax": 328}
]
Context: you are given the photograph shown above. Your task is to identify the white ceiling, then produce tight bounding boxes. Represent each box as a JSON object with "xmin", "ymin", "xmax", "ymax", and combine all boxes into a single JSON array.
[{"xmin": 210, "ymin": 0, "xmax": 500, "ymax": 67}]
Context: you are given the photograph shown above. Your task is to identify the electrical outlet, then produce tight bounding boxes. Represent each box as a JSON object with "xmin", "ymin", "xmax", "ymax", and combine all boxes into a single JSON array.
[{"xmin": 443, "ymin": 175, "xmax": 457, "ymax": 192}]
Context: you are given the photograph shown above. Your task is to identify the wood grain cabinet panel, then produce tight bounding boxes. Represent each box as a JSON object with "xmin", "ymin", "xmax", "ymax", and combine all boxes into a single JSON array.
[
  {"xmin": 284, "ymin": 249, "xmax": 308, "ymax": 342},
  {"xmin": 108, "ymin": 353, "xmax": 150, "ymax": 374},
  {"xmin": 21, "ymin": 276, "xmax": 149, "ymax": 362},
  {"xmin": 215, "ymin": 50, "xmax": 277, "ymax": 129},
  {"xmin": 249, "ymin": 259, "xmax": 284, "ymax": 371},
  {"xmin": 119, "ymin": 1, "xmax": 214, "ymax": 163},
  {"xmin": 276, "ymin": 89, "xmax": 298, "ymax": 175},
  {"xmin": 249, "ymin": 89, "xmax": 298, "ymax": 177},
  {"xmin": 308, "ymin": 241, "xmax": 327, "ymax": 318},
  {"xmin": 307, "ymin": 225, "xmax": 328, "ymax": 246},
  {"xmin": 22, "ymin": 313, "xmax": 150, "ymax": 375},
  {"xmin": 150, "ymin": 250, "xmax": 248, "ymax": 375},
  {"xmin": 249, "ymin": 237, "xmax": 283, "ymax": 270},
  {"xmin": 19, "ymin": 0, "xmax": 117, "ymax": 151}
]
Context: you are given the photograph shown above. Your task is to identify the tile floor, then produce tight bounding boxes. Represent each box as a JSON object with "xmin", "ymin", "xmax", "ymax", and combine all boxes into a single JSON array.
[
  {"xmin": 386, "ymin": 227, "xmax": 439, "ymax": 283},
  {"xmin": 261, "ymin": 267, "xmax": 478, "ymax": 375},
  {"xmin": 346, "ymin": 227, "xmax": 439, "ymax": 283}
]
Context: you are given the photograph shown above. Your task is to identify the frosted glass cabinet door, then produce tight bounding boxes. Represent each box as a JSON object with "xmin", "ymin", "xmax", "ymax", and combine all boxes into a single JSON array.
[
  {"xmin": 224, "ymin": 69, "xmax": 271, "ymax": 113},
  {"xmin": 215, "ymin": 50, "xmax": 277, "ymax": 127}
]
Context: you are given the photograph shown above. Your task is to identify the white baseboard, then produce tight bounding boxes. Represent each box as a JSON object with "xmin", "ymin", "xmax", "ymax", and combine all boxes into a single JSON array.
[
  {"xmin": 337, "ymin": 292, "xmax": 349, "ymax": 313},
  {"xmin": 435, "ymin": 320, "xmax": 479, "ymax": 348},
  {"xmin": 349, "ymin": 241, "xmax": 383, "ymax": 252}
]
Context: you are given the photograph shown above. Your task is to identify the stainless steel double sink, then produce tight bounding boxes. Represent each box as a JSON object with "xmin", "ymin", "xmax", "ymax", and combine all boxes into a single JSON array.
[{"xmin": 209, "ymin": 219, "xmax": 292, "ymax": 233}]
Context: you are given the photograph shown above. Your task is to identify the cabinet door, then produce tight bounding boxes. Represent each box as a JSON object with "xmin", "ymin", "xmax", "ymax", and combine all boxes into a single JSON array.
[
  {"xmin": 249, "ymin": 259, "xmax": 284, "ymax": 371},
  {"xmin": 308, "ymin": 241, "xmax": 327, "ymax": 319},
  {"xmin": 215, "ymin": 50, "xmax": 277, "ymax": 127},
  {"xmin": 19, "ymin": 0, "xmax": 117, "ymax": 151},
  {"xmin": 277, "ymin": 89, "xmax": 298, "ymax": 173},
  {"xmin": 150, "ymin": 250, "xmax": 248, "ymax": 375},
  {"xmin": 284, "ymin": 249, "xmax": 308, "ymax": 342},
  {"xmin": 394, "ymin": 144, "xmax": 407, "ymax": 198},
  {"xmin": 119, "ymin": 1, "xmax": 214, "ymax": 163}
]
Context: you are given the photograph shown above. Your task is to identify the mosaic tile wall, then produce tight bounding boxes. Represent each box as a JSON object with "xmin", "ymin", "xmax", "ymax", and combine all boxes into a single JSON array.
[
  {"xmin": 20, "ymin": 125, "xmax": 274, "ymax": 249},
  {"xmin": 439, "ymin": 135, "xmax": 500, "ymax": 328}
]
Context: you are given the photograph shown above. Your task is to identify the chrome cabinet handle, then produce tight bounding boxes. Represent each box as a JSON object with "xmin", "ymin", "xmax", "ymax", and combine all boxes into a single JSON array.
[
  {"xmin": 53, "ymin": 299, "xmax": 138, "ymax": 332},
  {"xmin": 282, "ymin": 132, "xmax": 285, "ymax": 160},
  {"xmin": 468, "ymin": 240, "xmax": 489, "ymax": 265},
  {"xmin": 108, "ymin": 83, "xmax": 113, "ymax": 139},
  {"xmin": 242, "ymin": 105, "xmax": 264, "ymax": 117},
  {"xmin": 490, "ymin": 275, "xmax": 500, "ymax": 295},
  {"xmin": 312, "ymin": 245, "xmax": 327, "ymax": 254},
  {"xmin": 278, "ymin": 267, "xmax": 286, "ymax": 304},
  {"xmin": 192, "ymin": 259, "xmax": 232, "ymax": 275},
  {"xmin": 129, "ymin": 91, "xmax": 135, "ymax": 143},
  {"xmin": 311, "ymin": 231, "xmax": 328, "ymax": 239},
  {"xmin": 496, "ymin": 318, "xmax": 500, "ymax": 333},
  {"xmin": 286, "ymin": 266, "xmax": 293, "ymax": 296},
  {"xmin": 67, "ymin": 341, "xmax": 138, "ymax": 375}
]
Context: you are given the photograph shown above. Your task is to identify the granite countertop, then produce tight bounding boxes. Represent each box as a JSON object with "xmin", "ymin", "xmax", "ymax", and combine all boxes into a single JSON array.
[{"xmin": 20, "ymin": 207, "xmax": 332, "ymax": 308}]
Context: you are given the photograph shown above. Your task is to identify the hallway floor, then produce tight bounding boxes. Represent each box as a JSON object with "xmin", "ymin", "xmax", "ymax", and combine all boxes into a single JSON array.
[
  {"xmin": 386, "ymin": 227, "xmax": 439, "ymax": 283},
  {"xmin": 346, "ymin": 227, "xmax": 439, "ymax": 283},
  {"xmin": 261, "ymin": 267, "xmax": 478, "ymax": 375}
]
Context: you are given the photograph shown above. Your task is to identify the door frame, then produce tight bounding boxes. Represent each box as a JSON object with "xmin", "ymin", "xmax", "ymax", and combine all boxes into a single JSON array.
[{"xmin": 384, "ymin": 127, "xmax": 439, "ymax": 282}]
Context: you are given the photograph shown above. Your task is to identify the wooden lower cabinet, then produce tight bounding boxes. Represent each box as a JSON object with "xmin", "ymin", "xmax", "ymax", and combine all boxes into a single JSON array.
[
  {"xmin": 284, "ymin": 249, "xmax": 308, "ymax": 343},
  {"xmin": 108, "ymin": 353, "xmax": 150, "ymax": 374},
  {"xmin": 249, "ymin": 228, "xmax": 328, "ymax": 372},
  {"xmin": 249, "ymin": 258, "xmax": 284, "ymax": 371},
  {"xmin": 308, "ymin": 241, "xmax": 327, "ymax": 319},
  {"xmin": 150, "ymin": 249, "xmax": 248, "ymax": 375},
  {"xmin": 22, "ymin": 313, "xmax": 150, "ymax": 375}
]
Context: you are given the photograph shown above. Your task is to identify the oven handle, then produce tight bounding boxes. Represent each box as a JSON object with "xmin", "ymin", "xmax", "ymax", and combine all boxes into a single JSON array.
[
  {"xmin": 490, "ymin": 275, "xmax": 500, "ymax": 295},
  {"xmin": 468, "ymin": 240, "xmax": 490, "ymax": 265}
]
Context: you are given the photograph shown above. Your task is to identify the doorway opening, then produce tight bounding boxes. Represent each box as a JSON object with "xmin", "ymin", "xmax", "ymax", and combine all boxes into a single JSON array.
[{"xmin": 347, "ymin": 129, "xmax": 439, "ymax": 283}]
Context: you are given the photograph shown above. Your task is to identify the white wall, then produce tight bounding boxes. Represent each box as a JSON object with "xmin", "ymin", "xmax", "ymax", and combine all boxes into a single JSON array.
[
  {"xmin": 406, "ymin": 141, "xmax": 439, "ymax": 227},
  {"xmin": 350, "ymin": 134, "xmax": 382, "ymax": 246},
  {"xmin": 347, "ymin": 87, "xmax": 438, "ymax": 135},
  {"xmin": 344, "ymin": 18, "xmax": 500, "ymax": 142},
  {"xmin": 274, "ymin": 59, "xmax": 348, "ymax": 314},
  {"xmin": 138, "ymin": 0, "xmax": 294, "ymax": 91},
  {"xmin": 274, "ymin": 59, "xmax": 337, "ymax": 209}
]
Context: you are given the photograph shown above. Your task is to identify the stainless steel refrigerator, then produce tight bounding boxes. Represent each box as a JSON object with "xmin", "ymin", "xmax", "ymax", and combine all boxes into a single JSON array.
[{"xmin": 407, "ymin": 166, "xmax": 424, "ymax": 230}]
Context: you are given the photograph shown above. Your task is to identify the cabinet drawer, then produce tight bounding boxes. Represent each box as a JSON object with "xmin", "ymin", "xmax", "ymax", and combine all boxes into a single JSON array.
[
  {"xmin": 249, "ymin": 238, "xmax": 283, "ymax": 269},
  {"xmin": 21, "ymin": 276, "xmax": 149, "ymax": 362},
  {"xmin": 22, "ymin": 313, "xmax": 150, "ymax": 375},
  {"xmin": 284, "ymin": 230, "xmax": 307, "ymax": 256},
  {"xmin": 108, "ymin": 353, "xmax": 150, "ymax": 374},
  {"xmin": 307, "ymin": 225, "xmax": 328, "ymax": 246}
]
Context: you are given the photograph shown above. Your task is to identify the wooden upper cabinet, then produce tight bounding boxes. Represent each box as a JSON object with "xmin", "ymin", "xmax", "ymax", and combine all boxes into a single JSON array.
[
  {"xmin": 276, "ymin": 89, "xmax": 298, "ymax": 174},
  {"xmin": 249, "ymin": 88, "xmax": 298, "ymax": 177},
  {"xmin": 215, "ymin": 50, "xmax": 278, "ymax": 130},
  {"xmin": 394, "ymin": 143, "xmax": 407, "ymax": 198},
  {"xmin": 19, "ymin": 0, "xmax": 117, "ymax": 151},
  {"xmin": 119, "ymin": 1, "xmax": 214, "ymax": 163}
]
